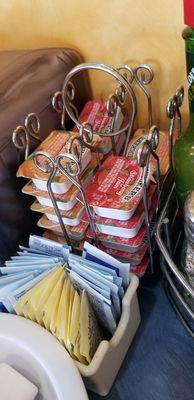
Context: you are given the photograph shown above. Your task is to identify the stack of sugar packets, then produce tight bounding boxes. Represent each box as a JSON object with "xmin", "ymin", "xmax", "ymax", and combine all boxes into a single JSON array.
[
  {"xmin": 0, "ymin": 235, "xmax": 130, "ymax": 364},
  {"xmin": 17, "ymin": 100, "xmax": 124, "ymax": 246}
]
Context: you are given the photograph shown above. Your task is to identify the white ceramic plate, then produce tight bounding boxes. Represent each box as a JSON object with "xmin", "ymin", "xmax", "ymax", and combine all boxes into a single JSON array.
[{"xmin": 0, "ymin": 313, "xmax": 88, "ymax": 400}]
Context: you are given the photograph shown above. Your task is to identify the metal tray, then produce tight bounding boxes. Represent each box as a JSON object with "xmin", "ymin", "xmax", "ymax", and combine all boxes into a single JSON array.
[{"xmin": 156, "ymin": 183, "xmax": 194, "ymax": 337}]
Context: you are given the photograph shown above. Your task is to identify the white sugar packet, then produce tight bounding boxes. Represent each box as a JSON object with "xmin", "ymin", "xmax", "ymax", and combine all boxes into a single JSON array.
[
  {"xmin": 68, "ymin": 270, "xmax": 117, "ymax": 334},
  {"xmin": 68, "ymin": 259, "xmax": 121, "ymax": 319}
]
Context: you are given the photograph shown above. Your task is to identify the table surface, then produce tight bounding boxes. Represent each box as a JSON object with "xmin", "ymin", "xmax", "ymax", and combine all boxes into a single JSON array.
[{"xmin": 88, "ymin": 274, "xmax": 194, "ymax": 400}]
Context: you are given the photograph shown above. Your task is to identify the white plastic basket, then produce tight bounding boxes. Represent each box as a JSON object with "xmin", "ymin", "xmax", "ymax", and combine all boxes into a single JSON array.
[{"xmin": 76, "ymin": 273, "xmax": 140, "ymax": 396}]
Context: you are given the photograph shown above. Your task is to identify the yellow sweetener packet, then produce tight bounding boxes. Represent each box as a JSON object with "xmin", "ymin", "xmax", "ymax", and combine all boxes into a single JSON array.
[
  {"xmin": 35, "ymin": 267, "xmax": 64, "ymax": 325},
  {"xmin": 69, "ymin": 290, "xmax": 87, "ymax": 364},
  {"xmin": 66, "ymin": 284, "xmax": 76, "ymax": 358},
  {"xmin": 14, "ymin": 267, "xmax": 63, "ymax": 320},
  {"xmin": 42, "ymin": 272, "xmax": 64, "ymax": 331},
  {"xmin": 27, "ymin": 267, "xmax": 64, "ymax": 323},
  {"xmin": 80, "ymin": 290, "xmax": 102, "ymax": 364},
  {"xmin": 54, "ymin": 278, "xmax": 67, "ymax": 342},
  {"xmin": 57, "ymin": 277, "xmax": 71, "ymax": 347}
]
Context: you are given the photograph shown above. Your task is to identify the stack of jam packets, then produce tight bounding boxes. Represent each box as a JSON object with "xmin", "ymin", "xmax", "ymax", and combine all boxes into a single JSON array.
[
  {"xmin": 16, "ymin": 130, "xmax": 94, "ymax": 242},
  {"xmin": 17, "ymin": 100, "xmax": 125, "ymax": 244},
  {"xmin": 81, "ymin": 154, "xmax": 157, "ymax": 277}
]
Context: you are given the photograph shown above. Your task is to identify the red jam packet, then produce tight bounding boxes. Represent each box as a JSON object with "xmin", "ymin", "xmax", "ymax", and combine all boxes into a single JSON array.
[
  {"xmin": 22, "ymin": 153, "xmax": 98, "ymax": 210},
  {"xmin": 43, "ymin": 230, "xmax": 85, "ymax": 252},
  {"xmin": 130, "ymin": 253, "xmax": 150, "ymax": 277},
  {"xmin": 82, "ymin": 183, "xmax": 156, "ymax": 238},
  {"xmin": 37, "ymin": 215, "xmax": 89, "ymax": 240},
  {"xmin": 82, "ymin": 155, "xmax": 153, "ymax": 220},
  {"xmin": 31, "ymin": 200, "xmax": 84, "ymax": 226},
  {"xmin": 22, "ymin": 180, "xmax": 78, "ymax": 210},
  {"xmin": 126, "ymin": 128, "xmax": 179, "ymax": 176},
  {"xmin": 16, "ymin": 130, "xmax": 91, "ymax": 182},
  {"xmin": 73, "ymin": 100, "xmax": 124, "ymax": 154},
  {"xmin": 86, "ymin": 194, "xmax": 157, "ymax": 252},
  {"xmin": 99, "ymin": 243, "xmax": 147, "ymax": 266}
]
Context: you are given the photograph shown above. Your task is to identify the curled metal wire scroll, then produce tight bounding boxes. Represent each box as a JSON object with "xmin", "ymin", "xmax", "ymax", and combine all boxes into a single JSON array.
[
  {"xmin": 166, "ymin": 86, "xmax": 184, "ymax": 133},
  {"xmin": 33, "ymin": 150, "xmax": 71, "ymax": 246},
  {"xmin": 104, "ymin": 65, "xmax": 135, "ymax": 155},
  {"xmin": 56, "ymin": 151, "xmax": 99, "ymax": 246},
  {"xmin": 52, "ymin": 91, "xmax": 66, "ymax": 130},
  {"xmin": 25, "ymin": 113, "xmax": 41, "ymax": 141},
  {"xmin": 137, "ymin": 125, "xmax": 160, "ymax": 273},
  {"xmin": 12, "ymin": 113, "xmax": 41, "ymax": 160},
  {"xmin": 147, "ymin": 126, "xmax": 160, "ymax": 190},
  {"xmin": 61, "ymin": 62, "xmax": 137, "ymax": 146},
  {"xmin": 52, "ymin": 82, "xmax": 79, "ymax": 130},
  {"xmin": 166, "ymin": 86, "xmax": 184, "ymax": 170},
  {"xmin": 134, "ymin": 64, "xmax": 154, "ymax": 129},
  {"xmin": 12, "ymin": 125, "xmax": 30, "ymax": 161},
  {"xmin": 33, "ymin": 148, "xmax": 99, "ymax": 247},
  {"xmin": 68, "ymin": 123, "xmax": 101, "ymax": 166}
]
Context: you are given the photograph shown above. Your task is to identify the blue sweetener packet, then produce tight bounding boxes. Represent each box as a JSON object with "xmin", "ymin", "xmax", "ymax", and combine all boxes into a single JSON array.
[
  {"xmin": 29, "ymin": 235, "xmax": 71, "ymax": 260},
  {"xmin": 5, "ymin": 258, "xmax": 61, "ymax": 266},
  {"xmin": 83, "ymin": 242, "xmax": 130, "ymax": 289},
  {"xmin": 0, "ymin": 263, "xmax": 61, "ymax": 275},
  {"xmin": 0, "ymin": 272, "xmax": 38, "ymax": 287},
  {"xmin": 0, "ymin": 274, "xmax": 35, "ymax": 311},
  {"xmin": 3, "ymin": 268, "xmax": 53, "ymax": 313}
]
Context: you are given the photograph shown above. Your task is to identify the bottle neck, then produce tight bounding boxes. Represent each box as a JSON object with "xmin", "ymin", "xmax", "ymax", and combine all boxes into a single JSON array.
[
  {"xmin": 189, "ymin": 111, "xmax": 194, "ymax": 127},
  {"xmin": 183, "ymin": 27, "xmax": 194, "ymax": 123}
]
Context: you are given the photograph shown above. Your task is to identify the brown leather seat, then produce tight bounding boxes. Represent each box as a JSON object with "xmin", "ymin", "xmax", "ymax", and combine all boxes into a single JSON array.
[{"xmin": 0, "ymin": 48, "xmax": 92, "ymax": 263}]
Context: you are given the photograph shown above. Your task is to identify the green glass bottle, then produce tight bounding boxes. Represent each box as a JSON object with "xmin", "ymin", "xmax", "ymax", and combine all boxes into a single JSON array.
[{"xmin": 173, "ymin": 0, "xmax": 194, "ymax": 206}]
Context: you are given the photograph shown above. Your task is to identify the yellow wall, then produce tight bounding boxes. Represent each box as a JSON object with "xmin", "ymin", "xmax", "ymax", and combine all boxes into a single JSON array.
[{"xmin": 0, "ymin": 0, "xmax": 188, "ymax": 129}]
